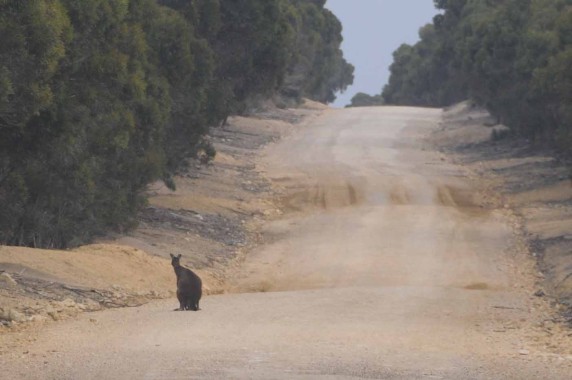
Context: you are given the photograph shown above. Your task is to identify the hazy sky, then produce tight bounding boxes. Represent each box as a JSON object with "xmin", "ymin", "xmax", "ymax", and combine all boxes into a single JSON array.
[{"xmin": 325, "ymin": 1, "xmax": 439, "ymax": 107}]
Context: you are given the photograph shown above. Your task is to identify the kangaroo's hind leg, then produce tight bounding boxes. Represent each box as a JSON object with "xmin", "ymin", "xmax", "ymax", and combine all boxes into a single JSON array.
[
  {"xmin": 185, "ymin": 296, "xmax": 197, "ymax": 311},
  {"xmin": 191, "ymin": 296, "xmax": 200, "ymax": 311},
  {"xmin": 174, "ymin": 292, "xmax": 185, "ymax": 311}
]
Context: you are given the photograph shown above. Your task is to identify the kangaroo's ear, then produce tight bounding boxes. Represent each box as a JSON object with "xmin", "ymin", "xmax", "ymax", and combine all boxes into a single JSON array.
[
  {"xmin": 177, "ymin": 254, "xmax": 182, "ymax": 259},
  {"xmin": 170, "ymin": 253, "xmax": 175, "ymax": 258}
]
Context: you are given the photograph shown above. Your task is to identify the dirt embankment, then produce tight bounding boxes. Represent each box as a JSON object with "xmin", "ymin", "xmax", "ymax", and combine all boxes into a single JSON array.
[
  {"xmin": 0, "ymin": 100, "xmax": 328, "ymax": 331},
  {"xmin": 430, "ymin": 101, "xmax": 572, "ymax": 320}
]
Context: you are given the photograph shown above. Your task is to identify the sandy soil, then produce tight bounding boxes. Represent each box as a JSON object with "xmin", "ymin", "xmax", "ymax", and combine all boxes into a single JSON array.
[{"xmin": 0, "ymin": 102, "xmax": 571, "ymax": 379}]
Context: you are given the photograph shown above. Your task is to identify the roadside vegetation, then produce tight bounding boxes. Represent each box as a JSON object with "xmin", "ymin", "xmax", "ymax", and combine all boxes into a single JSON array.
[
  {"xmin": 0, "ymin": 0, "xmax": 354, "ymax": 248},
  {"xmin": 372, "ymin": 0, "xmax": 571, "ymax": 154},
  {"xmin": 346, "ymin": 92, "xmax": 384, "ymax": 108}
]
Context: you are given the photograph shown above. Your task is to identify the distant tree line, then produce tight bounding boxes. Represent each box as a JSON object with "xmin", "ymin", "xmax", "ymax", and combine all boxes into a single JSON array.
[
  {"xmin": 379, "ymin": 0, "xmax": 571, "ymax": 152},
  {"xmin": 0, "ymin": 0, "xmax": 354, "ymax": 248},
  {"xmin": 347, "ymin": 92, "xmax": 384, "ymax": 108}
]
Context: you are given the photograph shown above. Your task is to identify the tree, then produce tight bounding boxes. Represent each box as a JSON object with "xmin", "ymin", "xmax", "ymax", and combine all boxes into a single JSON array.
[
  {"xmin": 347, "ymin": 93, "xmax": 384, "ymax": 107},
  {"xmin": 0, "ymin": 0, "xmax": 72, "ymax": 247},
  {"xmin": 0, "ymin": 0, "xmax": 354, "ymax": 248},
  {"xmin": 280, "ymin": 0, "xmax": 354, "ymax": 103},
  {"xmin": 383, "ymin": 0, "xmax": 572, "ymax": 157}
]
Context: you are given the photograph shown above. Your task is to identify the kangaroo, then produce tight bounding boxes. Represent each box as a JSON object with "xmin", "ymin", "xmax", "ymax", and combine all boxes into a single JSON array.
[{"xmin": 170, "ymin": 253, "xmax": 202, "ymax": 311}]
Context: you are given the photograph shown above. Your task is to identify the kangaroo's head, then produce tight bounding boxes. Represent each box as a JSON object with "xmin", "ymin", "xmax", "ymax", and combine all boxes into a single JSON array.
[{"xmin": 170, "ymin": 253, "xmax": 182, "ymax": 267}]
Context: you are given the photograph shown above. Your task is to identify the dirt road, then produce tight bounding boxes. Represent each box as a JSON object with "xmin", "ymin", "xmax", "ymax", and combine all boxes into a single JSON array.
[{"xmin": 2, "ymin": 106, "xmax": 571, "ymax": 379}]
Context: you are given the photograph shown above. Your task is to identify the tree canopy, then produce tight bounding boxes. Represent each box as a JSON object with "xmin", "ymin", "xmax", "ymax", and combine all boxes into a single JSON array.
[
  {"xmin": 0, "ymin": 0, "xmax": 353, "ymax": 248},
  {"xmin": 347, "ymin": 93, "xmax": 384, "ymax": 108},
  {"xmin": 381, "ymin": 0, "xmax": 572, "ymax": 153}
]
